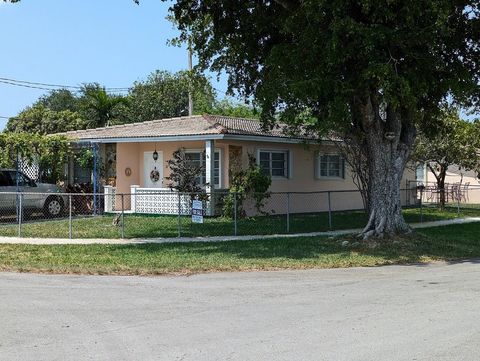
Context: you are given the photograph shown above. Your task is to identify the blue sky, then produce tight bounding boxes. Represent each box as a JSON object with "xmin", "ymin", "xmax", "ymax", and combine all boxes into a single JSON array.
[{"xmin": 0, "ymin": 0, "xmax": 228, "ymax": 129}]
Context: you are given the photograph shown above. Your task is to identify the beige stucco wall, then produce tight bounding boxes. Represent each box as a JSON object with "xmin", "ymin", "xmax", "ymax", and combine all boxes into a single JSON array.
[
  {"xmin": 115, "ymin": 139, "xmax": 415, "ymax": 213},
  {"xmin": 217, "ymin": 140, "xmax": 414, "ymax": 213}
]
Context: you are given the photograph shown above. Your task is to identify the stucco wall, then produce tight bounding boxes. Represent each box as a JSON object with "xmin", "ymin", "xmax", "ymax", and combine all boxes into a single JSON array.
[{"xmin": 115, "ymin": 139, "xmax": 415, "ymax": 213}]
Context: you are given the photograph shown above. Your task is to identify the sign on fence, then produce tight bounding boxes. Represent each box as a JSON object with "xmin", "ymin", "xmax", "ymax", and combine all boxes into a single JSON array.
[{"xmin": 191, "ymin": 200, "xmax": 204, "ymax": 224}]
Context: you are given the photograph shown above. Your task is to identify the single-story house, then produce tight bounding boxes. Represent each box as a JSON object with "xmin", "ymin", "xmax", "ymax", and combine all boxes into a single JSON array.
[{"xmin": 62, "ymin": 115, "xmax": 415, "ymax": 215}]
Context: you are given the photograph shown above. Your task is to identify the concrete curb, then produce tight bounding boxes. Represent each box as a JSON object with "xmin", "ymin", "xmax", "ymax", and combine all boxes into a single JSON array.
[{"xmin": 1, "ymin": 217, "xmax": 479, "ymax": 245}]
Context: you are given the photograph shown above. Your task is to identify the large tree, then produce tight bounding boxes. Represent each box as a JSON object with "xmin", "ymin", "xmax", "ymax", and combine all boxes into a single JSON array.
[
  {"xmin": 125, "ymin": 70, "xmax": 216, "ymax": 122},
  {"xmin": 412, "ymin": 107, "xmax": 480, "ymax": 208},
  {"xmin": 166, "ymin": 0, "xmax": 480, "ymax": 238}
]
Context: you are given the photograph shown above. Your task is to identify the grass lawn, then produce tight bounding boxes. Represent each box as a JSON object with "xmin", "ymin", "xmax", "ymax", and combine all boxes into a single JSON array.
[
  {"xmin": 0, "ymin": 222, "xmax": 479, "ymax": 275},
  {"xmin": 0, "ymin": 205, "xmax": 479, "ymax": 239}
]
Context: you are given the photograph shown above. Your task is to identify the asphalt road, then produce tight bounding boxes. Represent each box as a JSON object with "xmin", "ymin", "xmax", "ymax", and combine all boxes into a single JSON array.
[{"xmin": 1, "ymin": 262, "xmax": 480, "ymax": 361}]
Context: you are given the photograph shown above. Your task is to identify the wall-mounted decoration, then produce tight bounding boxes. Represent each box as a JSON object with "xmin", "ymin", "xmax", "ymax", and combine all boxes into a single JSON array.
[
  {"xmin": 125, "ymin": 167, "xmax": 132, "ymax": 177},
  {"xmin": 150, "ymin": 168, "xmax": 160, "ymax": 182}
]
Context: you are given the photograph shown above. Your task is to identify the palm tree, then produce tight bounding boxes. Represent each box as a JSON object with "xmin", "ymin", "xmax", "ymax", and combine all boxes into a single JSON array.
[{"xmin": 82, "ymin": 84, "xmax": 129, "ymax": 127}]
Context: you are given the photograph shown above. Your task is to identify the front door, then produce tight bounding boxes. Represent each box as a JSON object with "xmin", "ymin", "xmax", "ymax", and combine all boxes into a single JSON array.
[{"xmin": 143, "ymin": 151, "xmax": 163, "ymax": 188}]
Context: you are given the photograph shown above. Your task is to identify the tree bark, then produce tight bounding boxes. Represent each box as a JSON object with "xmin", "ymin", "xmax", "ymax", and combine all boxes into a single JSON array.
[
  {"xmin": 356, "ymin": 98, "xmax": 416, "ymax": 239},
  {"xmin": 427, "ymin": 163, "xmax": 447, "ymax": 209}
]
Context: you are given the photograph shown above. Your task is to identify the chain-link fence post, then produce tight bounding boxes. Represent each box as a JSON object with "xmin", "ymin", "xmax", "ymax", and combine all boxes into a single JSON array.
[
  {"xmin": 286, "ymin": 192, "xmax": 290, "ymax": 233},
  {"xmin": 327, "ymin": 191, "xmax": 332, "ymax": 230},
  {"xmin": 121, "ymin": 194, "xmax": 125, "ymax": 239},
  {"xmin": 420, "ymin": 187, "xmax": 424, "ymax": 223},
  {"xmin": 17, "ymin": 193, "xmax": 22, "ymax": 238},
  {"xmin": 68, "ymin": 194, "xmax": 72, "ymax": 239},
  {"xmin": 234, "ymin": 192, "xmax": 238, "ymax": 236},
  {"xmin": 457, "ymin": 189, "xmax": 461, "ymax": 216},
  {"xmin": 177, "ymin": 192, "xmax": 181, "ymax": 237}
]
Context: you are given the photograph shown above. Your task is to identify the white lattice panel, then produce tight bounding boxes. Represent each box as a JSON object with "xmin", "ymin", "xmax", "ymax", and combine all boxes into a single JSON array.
[{"xmin": 134, "ymin": 188, "xmax": 191, "ymax": 215}]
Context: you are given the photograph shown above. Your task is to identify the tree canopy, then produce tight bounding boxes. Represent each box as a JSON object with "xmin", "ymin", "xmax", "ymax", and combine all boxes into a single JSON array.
[
  {"xmin": 170, "ymin": 1, "xmax": 480, "ymax": 124},
  {"xmin": 125, "ymin": 70, "xmax": 215, "ymax": 122},
  {"xmin": 207, "ymin": 99, "xmax": 259, "ymax": 119},
  {"xmin": 6, "ymin": 105, "xmax": 88, "ymax": 135}
]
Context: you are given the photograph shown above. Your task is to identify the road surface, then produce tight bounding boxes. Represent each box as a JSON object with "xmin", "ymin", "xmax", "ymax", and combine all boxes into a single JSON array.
[{"xmin": 1, "ymin": 262, "xmax": 480, "ymax": 360}]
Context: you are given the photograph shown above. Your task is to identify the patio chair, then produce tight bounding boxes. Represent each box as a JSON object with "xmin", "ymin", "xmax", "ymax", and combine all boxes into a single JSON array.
[
  {"xmin": 460, "ymin": 182, "xmax": 470, "ymax": 203},
  {"xmin": 425, "ymin": 185, "xmax": 439, "ymax": 203},
  {"xmin": 449, "ymin": 182, "xmax": 461, "ymax": 203}
]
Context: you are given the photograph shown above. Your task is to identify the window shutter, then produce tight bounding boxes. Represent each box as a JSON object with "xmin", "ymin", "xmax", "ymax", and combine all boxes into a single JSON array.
[{"xmin": 341, "ymin": 157, "xmax": 346, "ymax": 179}]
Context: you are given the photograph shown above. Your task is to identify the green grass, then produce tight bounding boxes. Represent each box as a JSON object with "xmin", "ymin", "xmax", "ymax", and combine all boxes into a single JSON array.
[
  {"xmin": 0, "ymin": 222, "xmax": 479, "ymax": 275},
  {"xmin": 0, "ymin": 205, "xmax": 479, "ymax": 239}
]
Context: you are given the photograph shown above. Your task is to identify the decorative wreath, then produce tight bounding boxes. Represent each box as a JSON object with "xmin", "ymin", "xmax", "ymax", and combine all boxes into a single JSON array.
[{"xmin": 150, "ymin": 169, "xmax": 160, "ymax": 182}]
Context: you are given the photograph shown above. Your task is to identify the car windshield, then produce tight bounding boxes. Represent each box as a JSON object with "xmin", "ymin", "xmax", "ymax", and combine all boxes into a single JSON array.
[{"xmin": 7, "ymin": 171, "xmax": 33, "ymax": 187}]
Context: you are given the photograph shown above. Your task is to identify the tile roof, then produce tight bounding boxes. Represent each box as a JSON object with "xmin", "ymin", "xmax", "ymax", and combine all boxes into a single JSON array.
[{"xmin": 60, "ymin": 114, "xmax": 319, "ymax": 142}]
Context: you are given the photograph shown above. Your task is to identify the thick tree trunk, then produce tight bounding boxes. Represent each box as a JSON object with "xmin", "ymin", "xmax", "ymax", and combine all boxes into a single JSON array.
[
  {"xmin": 361, "ymin": 132, "xmax": 411, "ymax": 238},
  {"xmin": 356, "ymin": 98, "xmax": 416, "ymax": 239}
]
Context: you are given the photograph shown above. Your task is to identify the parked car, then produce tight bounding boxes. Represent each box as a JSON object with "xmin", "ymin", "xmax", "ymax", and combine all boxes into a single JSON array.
[{"xmin": 0, "ymin": 169, "xmax": 65, "ymax": 217}]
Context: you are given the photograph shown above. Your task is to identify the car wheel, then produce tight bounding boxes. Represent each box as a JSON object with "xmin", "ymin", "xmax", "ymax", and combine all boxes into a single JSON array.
[{"xmin": 43, "ymin": 196, "xmax": 64, "ymax": 218}]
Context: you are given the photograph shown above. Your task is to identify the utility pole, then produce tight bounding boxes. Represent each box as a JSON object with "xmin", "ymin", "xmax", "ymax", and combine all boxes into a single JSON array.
[{"xmin": 188, "ymin": 47, "xmax": 194, "ymax": 116}]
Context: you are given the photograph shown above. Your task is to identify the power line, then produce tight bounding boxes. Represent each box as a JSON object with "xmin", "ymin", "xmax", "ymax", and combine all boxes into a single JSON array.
[
  {"xmin": 0, "ymin": 79, "xmax": 64, "ymax": 92},
  {"xmin": 0, "ymin": 77, "xmax": 130, "ymax": 93},
  {"xmin": 1, "ymin": 76, "xmax": 229, "ymax": 95}
]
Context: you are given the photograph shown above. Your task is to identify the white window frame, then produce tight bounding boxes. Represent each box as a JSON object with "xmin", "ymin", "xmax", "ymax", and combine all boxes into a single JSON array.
[
  {"xmin": 184, "ymin": 148, "xmax": 223, "ymax": 188},
  {"xmin": 416, "ymin": 162, "xmax": 426, "ymax": 184},
  {"xmin": 257, "ymin": 149, "xmax": 292, "ymax": 179},
  {"xmin": 315, "ymin": 153, "xmax": 346, "ymax": 180}
]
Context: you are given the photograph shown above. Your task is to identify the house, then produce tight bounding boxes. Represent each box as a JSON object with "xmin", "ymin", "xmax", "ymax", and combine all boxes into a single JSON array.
[{"xmin": 62, "ymin": 115, "xmax": 415, "ymax": 215}]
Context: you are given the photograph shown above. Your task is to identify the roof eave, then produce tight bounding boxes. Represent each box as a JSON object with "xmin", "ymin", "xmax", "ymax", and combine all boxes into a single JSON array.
[
  {"xmin": 222, "ymin": 134, "xmax": 328, "ymax": 144},
  {"xmin": 67, "ymin": 133, "xmax": 339, "ymax": 145},
  {"xmin": 69, "ymin": 134, "xmax": 226, "ymax": 144}
]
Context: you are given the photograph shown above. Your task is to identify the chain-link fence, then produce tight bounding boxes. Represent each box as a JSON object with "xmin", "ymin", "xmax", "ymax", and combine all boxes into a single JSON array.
[{"xmin": 1, "ymin": 186, "xmax": 480, "ymax": 239}]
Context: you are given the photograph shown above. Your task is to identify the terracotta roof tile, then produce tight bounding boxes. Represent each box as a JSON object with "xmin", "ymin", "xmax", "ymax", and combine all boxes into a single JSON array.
[{"xmin": 59, "ymin": 115, "xmax": 318, "ymax": 142}]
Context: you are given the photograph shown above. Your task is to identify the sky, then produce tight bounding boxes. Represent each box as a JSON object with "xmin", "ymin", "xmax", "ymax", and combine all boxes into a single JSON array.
[{"xmin": 0, "ymin": 0, "xmax": 228, "ymax": 129}]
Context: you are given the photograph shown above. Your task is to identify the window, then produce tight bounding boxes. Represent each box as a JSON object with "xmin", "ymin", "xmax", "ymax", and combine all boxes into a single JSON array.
[
  {"xmin": 259, "ymin": 150, "xmax": 289, "ymax": 178},
  {"xmin": 416, "ymin": 163, "xmax": 425, "ymax": 183},
  {"xmin": 316, "ymin": 154, "xmax": 345, "ymax": 179},
  {"xmin": 185, "ymin": 150, "xmax": 221, "ymax": 187}
]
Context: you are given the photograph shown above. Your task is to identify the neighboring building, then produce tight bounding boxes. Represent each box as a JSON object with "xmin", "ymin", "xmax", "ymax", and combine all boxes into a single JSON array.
[
  {"xmin": 416, "ymin": 162, "xmax": 480, "ymax": 203},
  {"xmin": 62, "ymin": 115, "xmax": 415, "ymax": 215}
]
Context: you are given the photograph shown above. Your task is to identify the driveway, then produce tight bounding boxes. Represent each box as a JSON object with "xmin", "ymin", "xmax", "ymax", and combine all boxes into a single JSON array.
[{"xmin": 1, "ymin": 262, "xmax": 480, "ymax": 361}]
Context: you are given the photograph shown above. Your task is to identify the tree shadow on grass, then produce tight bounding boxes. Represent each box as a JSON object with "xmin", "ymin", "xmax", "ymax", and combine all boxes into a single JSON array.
[
  {"xmin": 107, "ymin": 237, "xmax": 427, "ymax": 265},
  {"xmin": 105, "ymin": 222, "xmax": 480, "ymax": 268}
]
